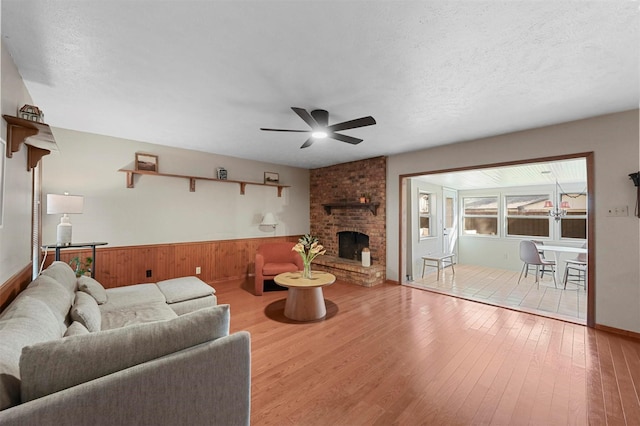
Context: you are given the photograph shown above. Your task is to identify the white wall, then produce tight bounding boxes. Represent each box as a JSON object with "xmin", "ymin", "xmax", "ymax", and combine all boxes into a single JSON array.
[
  {"xmin": 0, "ymin": 40, "xmax": 35, "ymax": 283},
  {"xmin": 41, "ymin": 128, "xmax": 310, "ymax": 247},
  {"xmin": 388, "ymin": 110, "xmax": 640, "ymax": 333}
]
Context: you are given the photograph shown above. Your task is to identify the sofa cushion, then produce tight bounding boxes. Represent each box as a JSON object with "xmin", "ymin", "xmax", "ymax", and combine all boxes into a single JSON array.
[
  {"xmin": 64, "ymin": 321, "xmax": 90, "ymax": 337},
  {"xmin": 40, "ymin": 261, "xmax": 78, "ymax": 295},
  {"xmin": 102, "ymin": 283, "xmax": 165, "ymax": 311},
  {"xmin": 156, "ymin": 276, "xmax": 215, "ymax": 304},
  {"xmin": 77, "ymin": 276, "xmax": 108, "ymax": 304},
  {"xmin": 100, "ymin": 301, "xmax": 178, "ymax": 331},
  {"xmin": 71, "ymin": 291, "xmax": 101, "ymax": 332},
  {"xmin": 0, "ymin": 296, "xmax": 64, "ymax": 410},
  {"xmin": 20, "ymin": 275, "xmax": 74, "ymax": 325},
  {"xmin": 169, "ymin": 294, "xmax": 218, "ymax": 316},
  {"xmin": 20, "ymin": 304, "xmax": 231, "ymax": 403}
]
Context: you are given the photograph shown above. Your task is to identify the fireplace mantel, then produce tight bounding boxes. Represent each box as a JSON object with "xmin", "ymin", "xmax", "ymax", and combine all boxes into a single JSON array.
[{"xmin": 322, "ymin": 202, "xmax": 380, "ymax": 216}]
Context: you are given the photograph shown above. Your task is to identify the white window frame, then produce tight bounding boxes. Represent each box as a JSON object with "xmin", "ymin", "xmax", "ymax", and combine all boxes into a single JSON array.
[
  {"xmin": 462, "ymin": 195, "xmax": 499, "ymax": 237},
  {"xmin": 559, "ymin": 192, "xmax": 587, "ymax": 241},
  {"xmin": 418, "ymin": 191, "xmax": 434, "ymax": 240},
  {"xmin": 504, "ymin": 193, "xmax": 551, "ymax": 239}
]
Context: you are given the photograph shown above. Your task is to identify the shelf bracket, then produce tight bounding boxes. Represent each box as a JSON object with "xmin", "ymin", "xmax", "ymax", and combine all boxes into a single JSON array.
[
  {"xmin": 26, "ymin": 146, "xmax": 50, "ymax": 171},
  {"xmin": 126, "ymin": 171, "xmax": 134, "ymax": 188},
  {"xmin": 240, "ymin": 182, "xmax": 246, "ymax": 195},
  {"xmin": 6, "ymin": 124, "xmax": 38, "ymax": 158},
  {"xmin": 277, "ymin": 186, "xmax": 284, "ymax": 197},
  {"xmin": 190, "ymin": 178, "xmax": 196, "ymax": 192}
]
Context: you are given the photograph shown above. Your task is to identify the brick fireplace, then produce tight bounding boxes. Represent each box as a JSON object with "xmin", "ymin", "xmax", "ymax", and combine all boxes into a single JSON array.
[{"xmin": 309, "ymin": 156, "xmax": 386, "ymax": 286}]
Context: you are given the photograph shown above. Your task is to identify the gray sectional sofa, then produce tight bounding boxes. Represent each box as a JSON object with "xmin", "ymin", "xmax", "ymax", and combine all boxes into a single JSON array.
[{"xmin": 0, "ymin": 261, "xmax": 251, "ymax": 425}]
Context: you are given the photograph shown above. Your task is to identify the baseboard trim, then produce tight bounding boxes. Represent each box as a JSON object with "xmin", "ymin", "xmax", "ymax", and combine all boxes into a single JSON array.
[{"xmin": 595, "ymin": 323, "xmax": 640, "ymax": 341}]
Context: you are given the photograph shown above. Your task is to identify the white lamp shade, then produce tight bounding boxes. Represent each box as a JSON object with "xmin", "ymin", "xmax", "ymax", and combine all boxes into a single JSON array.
[
  {"xmin": 47, "ymin": 194, "xmax": 84, "ymax": 214},
  {"xmin": 260, "ymin": 212, "xmax": 277, "ymax": 226}
]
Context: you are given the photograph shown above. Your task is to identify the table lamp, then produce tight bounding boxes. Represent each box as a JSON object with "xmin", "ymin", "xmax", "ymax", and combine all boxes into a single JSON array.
[{"xmin": 47, "ymin": 193, "xmax": 84, "ymax": 246}]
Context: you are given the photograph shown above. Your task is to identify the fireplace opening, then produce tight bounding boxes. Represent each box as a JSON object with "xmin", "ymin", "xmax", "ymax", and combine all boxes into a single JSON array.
[{"xmin": 338, "ymin": 231, "xmax": 370, "ymax": 262}]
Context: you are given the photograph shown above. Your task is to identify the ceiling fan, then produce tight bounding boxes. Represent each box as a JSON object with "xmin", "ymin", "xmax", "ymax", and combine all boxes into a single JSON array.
[{"xmin": 260, "ymin": 107, "xmax": 376, "ymax": 149}]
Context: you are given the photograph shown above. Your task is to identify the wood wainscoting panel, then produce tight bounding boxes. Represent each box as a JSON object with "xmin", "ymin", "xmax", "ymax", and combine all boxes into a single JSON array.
[
  {"xmin": 42, "ymin": 236, "xmax": 300, "ymax": 288},
  {"xmin": 0, "ymin": 263, "xmax": 33, "ymax": 312}
]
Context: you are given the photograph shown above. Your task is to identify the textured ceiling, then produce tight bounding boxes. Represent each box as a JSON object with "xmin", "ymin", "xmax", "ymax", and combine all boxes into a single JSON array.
[{"xmin": 2, "ymin": 1, "xmax": 638, "ymax": 169}]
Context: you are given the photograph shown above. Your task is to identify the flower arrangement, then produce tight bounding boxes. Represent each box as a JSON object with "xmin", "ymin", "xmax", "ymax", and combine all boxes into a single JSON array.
[{"xmin": 292, "ymin": 234, "xmax": 326, "ymax": 278}]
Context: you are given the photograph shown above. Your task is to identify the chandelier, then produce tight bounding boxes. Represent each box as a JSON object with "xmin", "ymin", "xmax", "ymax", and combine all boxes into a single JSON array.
[{"xmin": 544, "ymin": 179, "xmax": 570, "ymax": 221}]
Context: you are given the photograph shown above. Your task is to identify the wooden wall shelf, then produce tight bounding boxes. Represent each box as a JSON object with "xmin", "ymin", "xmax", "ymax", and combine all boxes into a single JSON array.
[
  {"xmin": 3, "ymin": 115, "xmax": 56, "ymax": 170},
  {"xmin": 322, "ymin": 202, "xmax": 380, "ymax": 216},
  {"xmin": 118, "ymin": 169, "xmax": 290, "ymax": 197}
]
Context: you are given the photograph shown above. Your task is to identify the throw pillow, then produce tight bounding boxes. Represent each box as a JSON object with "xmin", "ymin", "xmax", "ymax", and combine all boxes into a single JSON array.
[
  {"xmin": 70, "ymin": 291, "xmax": 101, "ymax": 332},
  {"xmin": 64, "ymin": 321, "xmax": 90, "ymax": 337},
  {"xmin": 20, "ymin": 304, "xmax": 230, "ymax": 403},
  {"xmin": 77, "ymin": 276, "xmax": 108, "ymax": 304}
]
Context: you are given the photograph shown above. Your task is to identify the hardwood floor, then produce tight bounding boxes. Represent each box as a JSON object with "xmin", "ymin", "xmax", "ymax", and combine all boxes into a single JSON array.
[
  {"xmin": 215, "ymin": 278, "xmax": 640, "ymax": 425},
  {"xmin": 409, "ymin": 264, "xmax": 587, "ymax": 325}
]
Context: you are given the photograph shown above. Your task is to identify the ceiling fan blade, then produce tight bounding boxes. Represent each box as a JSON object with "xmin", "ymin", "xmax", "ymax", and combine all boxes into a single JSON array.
[
  {"xmin": 300, "ymin": 138, "xmax": 314, "ymax": 149},
  {"xmin": 291, "ymin": 107, "xmax": 319, "ymax": 129},
  {"xmin": 329, "ymin": 132, "xmax": 363, "ymax": 145},
  {"xmin": 260, "ymin": 128, "xmax": 309, "ymax": 132},
  {"xmin": 326, "ymin": 116, "xmax": 376, "ymax": 132}
]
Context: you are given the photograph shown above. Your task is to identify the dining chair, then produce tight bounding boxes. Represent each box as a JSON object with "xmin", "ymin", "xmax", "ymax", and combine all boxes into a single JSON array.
[
  {"xmin": 518, "ymin": 240, "xmax": 557, "ymax": 288},
  {"xmin": 563, "ymin": 244, "xmax": 587, "ymax": 290},
  {"xmin": 531, "ymin": 240, "xmax": 550, "ymax": 278}
]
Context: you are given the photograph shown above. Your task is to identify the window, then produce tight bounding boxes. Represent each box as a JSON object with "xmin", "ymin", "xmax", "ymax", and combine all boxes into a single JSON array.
[
  {"xmin": 560, "ymin": 193, "xmax": 587, "ymax": 239},
  {"xmin": 463, "ymin": 196, "xmax": 498, "ymax": 235},
  {"xmin": 505, "ymin": 195, "xmax": 550, "ymax": 237},
  {"xmin": 419, "ymin": 192, "xmax": 432, "ymax": 238}
]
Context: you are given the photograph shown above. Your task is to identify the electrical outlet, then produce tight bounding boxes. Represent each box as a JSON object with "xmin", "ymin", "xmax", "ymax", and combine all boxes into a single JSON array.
[
  {"xmin": 195, "ymin": 266, "xmax": 201, "ymax": 274},
  {"xmin": 146, "ymin": 270, "xmax": 152, "ymax": 278},
  {"xmin": 606, "ymin": 206, "xmax": 628, "ymax": 217}
]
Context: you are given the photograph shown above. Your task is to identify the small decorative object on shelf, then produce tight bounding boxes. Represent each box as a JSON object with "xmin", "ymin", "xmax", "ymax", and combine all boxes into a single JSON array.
[
  {"xmin": 135, "ymin": 153, "xmax": 158, "ymax": 172},
  {"xmin": 217, "ymin": 167, "xmax": 228, "ymax": 180},
  {"xmin": 264, "ymin": 171, "xmax": 279, "ymax": 185},
  {"xmin": 292, "ymin": 234, "xmax": 326, "ymax": 279},
  {"xmin": 18, "ymin": 104, "xmax": 45, "ymax": 123}
]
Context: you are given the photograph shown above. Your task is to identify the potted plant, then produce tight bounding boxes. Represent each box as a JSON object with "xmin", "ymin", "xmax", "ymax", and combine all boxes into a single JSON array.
[{"xmin": 69, "ymin": 256, "xmax": 93, "ymax": 277}]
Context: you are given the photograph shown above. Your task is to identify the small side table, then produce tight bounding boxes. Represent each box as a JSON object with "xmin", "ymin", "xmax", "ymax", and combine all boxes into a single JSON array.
[
  {"xmin": 421, "ymin": 253, "xmax": 455, "ymax": 280},
  {"xmin": 274, "ymin": 271, "xmax": 336, "ymax": 321},
  {"xmin": 42, "ymin": 242, "xmax": 108, "ymax": 278}
]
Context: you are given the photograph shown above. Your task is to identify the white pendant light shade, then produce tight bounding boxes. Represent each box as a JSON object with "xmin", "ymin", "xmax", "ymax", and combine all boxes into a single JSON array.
[{"xmin": 260, "ymin": 212, "xmax": 277, "ymax": 227}]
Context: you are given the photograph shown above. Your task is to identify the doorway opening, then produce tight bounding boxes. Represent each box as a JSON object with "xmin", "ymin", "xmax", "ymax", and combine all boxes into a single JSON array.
[{"xmin": 399, "ymin": 153, "xmax": 593, "ymax": 326}]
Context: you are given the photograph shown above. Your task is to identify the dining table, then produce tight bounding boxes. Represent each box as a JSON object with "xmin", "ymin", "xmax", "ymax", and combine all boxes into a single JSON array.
[{"xmin": 534, "ymin": 243, "xmax": 587, "ymax": 284}]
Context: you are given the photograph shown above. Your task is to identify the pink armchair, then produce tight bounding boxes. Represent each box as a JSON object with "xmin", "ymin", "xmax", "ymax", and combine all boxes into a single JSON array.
[{"xmin": 255, "ymin": 242, "xmax": 304, "ymax": 296}]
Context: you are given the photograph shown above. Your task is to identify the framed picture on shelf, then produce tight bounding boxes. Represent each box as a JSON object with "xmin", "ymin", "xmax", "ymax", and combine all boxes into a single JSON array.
[
  {"xmin": 216, "ymin": 167, "xmax": 228, "ymax": 180},
  {"xmin": 264, "ymin": 171, "xmax": 279, "ymax": 185},
  {"xmin": 135, "ymin": 153, "xmax": 158, "ymax": 172}
]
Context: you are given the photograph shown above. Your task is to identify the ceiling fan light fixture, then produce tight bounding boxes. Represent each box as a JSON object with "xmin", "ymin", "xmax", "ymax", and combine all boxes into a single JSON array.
[{"xmin": 312, "ymin": 131, "xmax": 328, "ymax": 139}]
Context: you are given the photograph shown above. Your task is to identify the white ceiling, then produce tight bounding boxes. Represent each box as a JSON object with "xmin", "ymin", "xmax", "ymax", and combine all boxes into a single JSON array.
[
  {"xmin": 2, "ymin": 1, "xmax": 638, "ymax": 169},
  {"xmin": 415, "ymin": 157, "xmax": 587, "ymax": 190}
]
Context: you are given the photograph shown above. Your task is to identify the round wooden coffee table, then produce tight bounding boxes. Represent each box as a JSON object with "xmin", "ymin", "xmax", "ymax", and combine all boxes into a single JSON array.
[{"xmin": 274, "ymin": 271, "xmax": 336, "ymax": 321}]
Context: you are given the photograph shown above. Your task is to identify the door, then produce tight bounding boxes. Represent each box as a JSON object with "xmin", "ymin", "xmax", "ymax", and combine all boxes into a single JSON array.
[{"xmin": 442, "ymin": 188, "xmax": 458, "ymax": 254}]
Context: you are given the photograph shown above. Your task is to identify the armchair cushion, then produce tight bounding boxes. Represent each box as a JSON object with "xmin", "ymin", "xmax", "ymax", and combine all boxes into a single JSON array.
[
  {"xmin": 263, "ymin": 262, "xmax": 300, "ymax": 276},
  {"xmin": 254, "ymin": 241, "xmax": 304, "ymax": 296}
]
